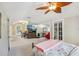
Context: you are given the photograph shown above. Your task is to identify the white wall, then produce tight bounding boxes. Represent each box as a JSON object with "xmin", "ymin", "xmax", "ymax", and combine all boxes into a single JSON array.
[
  {"xmin": 64, "ymin": 15, "xmax": 79, "ymax": 45},
  {"xmin": 0, "ymin": 4, "xmax": 9, "ymax": 56}
]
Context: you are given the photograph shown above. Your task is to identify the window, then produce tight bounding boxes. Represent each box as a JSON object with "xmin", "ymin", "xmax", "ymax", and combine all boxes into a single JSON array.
[
  {"xmin": 54, "ymin": 23, "xmax": 58, "ymax": 39},
  {"xmin": 54, "ymin": 20, "xmax": 63, "ymax": 40},
  {"xmin": 58, "ymin": 22, "xmax": 62, "ymax": 40}
]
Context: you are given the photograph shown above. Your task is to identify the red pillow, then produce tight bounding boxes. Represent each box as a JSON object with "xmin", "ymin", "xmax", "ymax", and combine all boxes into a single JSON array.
[{"xmin": 44, "ymin": 32, "xmax": 50, "ymax": 39}]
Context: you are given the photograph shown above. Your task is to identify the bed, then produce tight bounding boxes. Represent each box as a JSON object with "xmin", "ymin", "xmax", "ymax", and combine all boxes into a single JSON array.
[
  {"xmin": 33, "ymin": 40, "xmax": 60, "ymax": 56},
  {"xmin": 70, "ymin": 46, "xmax": 79, "ymax": 56},
  {"xmin": 45, "ymin": 41, "xmax": 76, "ymax": 56},
  {"xmin": 33, "ymin": 40, "xmax": 78, "ymax": 56}
]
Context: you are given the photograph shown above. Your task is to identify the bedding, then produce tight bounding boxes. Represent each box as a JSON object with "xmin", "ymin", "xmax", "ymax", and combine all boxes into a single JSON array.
[
  {"xmin": 33, "ymin": 40, "xmax": 60, "ymax": 56},
  {"xmin": 70, "ymin": 46, "xmax": 79, "ymax": 56},
  {"xmin": 33, "ymin": 41, "xmax": 77, "ymax": 56},
  {"xmin": 34, "ymin": 40, "xmax": 60, "ymax": 52},
  {"xmin": 45, "ymin": 42, "xmax": 76, "ymax": 56}
]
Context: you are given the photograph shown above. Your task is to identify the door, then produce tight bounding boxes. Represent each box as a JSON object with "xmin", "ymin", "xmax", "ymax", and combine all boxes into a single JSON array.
[{"xmin": 53, "ymin": 19, "xmax": 64, "ymax": 40}]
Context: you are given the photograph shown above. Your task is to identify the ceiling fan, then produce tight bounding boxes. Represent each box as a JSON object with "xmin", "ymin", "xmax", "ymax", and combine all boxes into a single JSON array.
[{"xmin": 36, "ymin": 2, "xmax": 72, "ymax": 14}]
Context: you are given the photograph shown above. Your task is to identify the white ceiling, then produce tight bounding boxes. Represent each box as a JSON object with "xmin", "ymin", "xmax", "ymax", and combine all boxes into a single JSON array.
[{"xmin": 1, "ymin": 2, "xmax": 79, "ymax": 24}]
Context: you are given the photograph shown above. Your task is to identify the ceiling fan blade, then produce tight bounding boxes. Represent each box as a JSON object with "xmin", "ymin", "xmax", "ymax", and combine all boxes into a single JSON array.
[
  {"xmin": 51, "ymin": 2, "xmax": 72, "ymax": 7},
  {"xmin": 44, "ymin": 9, "xmax": 50, "ymax": 14},
  {"xmin": 54, "ymin": 7, "xmax": 61, "ymax": 13},
  {"xmin": 36, "ymin": 6, "xmax": 48, "ymax": 10},
  {"xmin": 56, "ymin": 2, "xmax": 72, "ymax": 7}
]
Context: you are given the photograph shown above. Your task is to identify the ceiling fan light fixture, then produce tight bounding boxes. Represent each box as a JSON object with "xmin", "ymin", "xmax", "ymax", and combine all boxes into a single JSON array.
[{"xmin": 49, "ymin": 5, "xmax": 56, "ymax": 10}]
